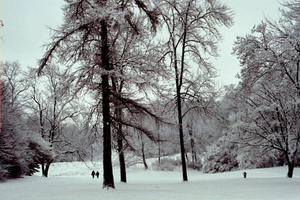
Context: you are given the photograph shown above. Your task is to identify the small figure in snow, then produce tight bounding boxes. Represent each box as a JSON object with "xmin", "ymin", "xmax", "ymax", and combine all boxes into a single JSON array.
[
  {"xmin": 91, "ymin": 170, "xmax": 95, "ymax": 178},
  {"xmin": 96, "ymin": 171, "xmax": 99, "ymax": 178},
  {"xmin": 243, "ymin": 171, "xmax": 247, "ymax": 178}
]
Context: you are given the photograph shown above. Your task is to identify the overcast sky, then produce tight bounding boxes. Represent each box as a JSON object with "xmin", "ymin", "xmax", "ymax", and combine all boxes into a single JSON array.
[{"xmin": 1, "ymin": 0, "xmax": 282, "ymax": 86}]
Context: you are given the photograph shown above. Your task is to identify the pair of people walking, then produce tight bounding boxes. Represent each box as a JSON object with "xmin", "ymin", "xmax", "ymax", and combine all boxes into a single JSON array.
[{"xmin": 91, "ymin": 170, "xmax": 99, "ymax": 179}]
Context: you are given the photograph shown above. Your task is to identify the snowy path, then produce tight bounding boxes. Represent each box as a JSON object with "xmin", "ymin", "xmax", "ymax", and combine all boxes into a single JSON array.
[{"xmin": 1, "ymin": 164, "xmax": 300, "ymax": 200}]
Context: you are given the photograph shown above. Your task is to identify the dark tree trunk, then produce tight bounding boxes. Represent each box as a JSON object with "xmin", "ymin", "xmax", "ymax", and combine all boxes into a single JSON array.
[
  {"xmin": 41, "ymin": 162, "xmax": 45, "ymax": 176},
  {"xmin": 39, "ymin": 109, "xmax": 45, "ymax": 138},
  {"xmin": 287, "ymin": 160, "xmax": 294, "ymax": 178},
  {"xmin": 284, "ymin": 151, "xmax": 295, "ymax": 178},
  {"xmin": 172, "ymin": 12, "xmax": 188, "ymax": 181},
  {"xmin": 118, "ymin": 137, "xmax": 127, "ymax": 182},
  {"xmin": 112, "ymin": 77, "xmax": 126, "ymax": 183},
  {"xmin": 100, "ymin": 19, "xmax": 114, "ymax": 188},
  {"xmin": 172, "ymin": 41, "xmax": 188, "ymax": 181},
  {"xmin": 43, "ymin": 162, "xmax": 51, "ymax": 177},
  {"xmin": 188, "ymin": 124, "xmax": 197, "ymax": 165},
  {"xmin": 140, "ymin": 135, "xmax": 148, "ymax": 169},
  {"xmin": 41, "ymin": 160, "xmax": 52, "ymax": 177},
  {"xmin": 156, "ymin": 122, "xmax": 161, "ymax": 166},
  {"xmin": 176, "ymin": 89, "xmax": 188, "ymax": 181},
  {"xmin": 158, "ymin": 132, "xmax": 161, "ymax": 166},
  {"xmin": 116, "ymin": 107, "xmax": 126, "ymax": 183}
]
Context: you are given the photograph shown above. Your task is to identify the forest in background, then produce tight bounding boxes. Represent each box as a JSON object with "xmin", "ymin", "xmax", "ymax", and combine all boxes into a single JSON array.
[{"xmin": 1, "ymin": 0, "xmax": 299, "ymax": 188}]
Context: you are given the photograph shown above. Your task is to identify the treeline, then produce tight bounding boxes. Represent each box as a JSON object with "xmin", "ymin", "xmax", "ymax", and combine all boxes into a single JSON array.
[
  {"xmin": 0, "ymin": 71, "xmax": 52, "ymax": 180},
  {"xmin": 202, "ymin": 0, "xmax": 300, "ymax": 177},
  {"xmin": 1, "ymin": 61, "xmax": 103, "ymax": 180}
]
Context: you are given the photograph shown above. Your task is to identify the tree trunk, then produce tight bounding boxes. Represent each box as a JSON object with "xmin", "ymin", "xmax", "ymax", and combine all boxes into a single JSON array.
[
  {"xmin": 41, "ymin": 160, "xmax": 52, "ymax": 177},
  {"xmin": 41, "ymin": 162, "xmax": 45, "ymax": 177},
  {"xmin": 284, "ymin": 151, "xmax": 295, "ymax": 178},
  {"xmin": 156, "ymin": 121, "xmax": 161, "ymax": 166},
  {"xmin": 43, "ymin": 162, "xmax": 51, "ymax": 177},
  {"xmin": 118, "ymin": 137, "xmax": 127, "ymax": 182},
  {"xmin": 176, "ymin": 89, "xmax": 188, "ymax": 181},
  {"xmin": 140, "ymin": 135, "xmax": 148, "ymax": 169},
  {"xmin": 116, "ymin": 107, "xmax": 126, "ymax": 183},
  {"xmin": 173, "ymin": 10, "xmax": 189, "ymax": 181},
  {"xmin": 188, "ymin": 124, "xmax": 197, "ymax": 165},
  {"xmin": 158, "ymin": 132, "xmax": 161, "ymax": 166},
  {"xmin": 39, "ymin": 109, "xmax": 45, "ymax": 138},
  {"xmin": 287, "ymin": 160, "xmax": 294, "ymax": 178},
  {"xmin": 41, "ymin": 158, "xmax": 53, "ymax": 177},
  {"xmin": 172, "ymin": 38, "xmax": 188, "ymax": 181},
  {"xmin": 101, "ymin": 19, "xmax": 114, "ymax": 189}
]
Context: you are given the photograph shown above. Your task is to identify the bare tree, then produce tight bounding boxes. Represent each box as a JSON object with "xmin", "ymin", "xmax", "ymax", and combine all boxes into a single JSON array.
[
  {"xmin": 26, "ymin": 65, "xmax": 79, "ymax": 177},
  {"xmin": 158, "ymin": 0, "xmax": 233, "ymax": 181},
  {"xmin": 38, "ymin": 0, "xmax": 159, "ymax": 188},
  {"xmin": 2, "ymin": 61, "xmax": 28, "ymax": 108},
  {"xmin": 232, "ymin": 1, "xmax": 300, "ymax": 177}
]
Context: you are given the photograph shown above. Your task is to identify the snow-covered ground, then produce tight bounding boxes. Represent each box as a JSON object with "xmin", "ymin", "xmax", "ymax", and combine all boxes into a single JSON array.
[{"xmin": 1, "ymin": 161, "xmax": 300, "ymax": 200}]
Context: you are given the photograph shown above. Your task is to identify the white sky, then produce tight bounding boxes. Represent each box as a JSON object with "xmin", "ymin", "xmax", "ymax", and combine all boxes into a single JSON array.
[{"xmin": 1, "ymin": 0, "xmax": 282, "ymax": 86}]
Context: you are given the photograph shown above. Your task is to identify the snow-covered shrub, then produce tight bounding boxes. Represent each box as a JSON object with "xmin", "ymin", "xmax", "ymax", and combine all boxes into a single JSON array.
[
  {"xmin": 202, "ymin": 135, "xmax": 238, "ymax": 173},
  {"xmin": 187, "ymin": 160, "xmax": 202, "ymax": 170},
  {"xmin": 237, "ymin": 148, "xmax": 285, "ymax": 170},
  {"xmin": 26, "ymin": 139, "xmax": 53, "ymax": 176},
  {"xmin": 151, "ymin": 158, "xmax": 181, "ymax": 171}
]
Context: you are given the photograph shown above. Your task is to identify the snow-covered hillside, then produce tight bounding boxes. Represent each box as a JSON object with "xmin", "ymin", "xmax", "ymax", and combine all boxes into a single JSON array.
[{"xmin": 0, "ymin": 161, "xmax": 299, "ymax": 200}]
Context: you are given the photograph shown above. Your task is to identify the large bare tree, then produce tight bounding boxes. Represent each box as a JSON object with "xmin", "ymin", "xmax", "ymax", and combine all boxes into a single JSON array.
[
  {"xmin": 27, "ymin": 65, "xmax": 79, "ymax": 177},
  {"xmin": 38, "ymin": 0, "xmax": 159, "ymax": 188},
  {"xmin": 158, "ymin": 0, "xmax": 233, "ymax": 181},
  {"xmin": 233, "ymin": 0, "xmax": 300, "ymax": 178}
]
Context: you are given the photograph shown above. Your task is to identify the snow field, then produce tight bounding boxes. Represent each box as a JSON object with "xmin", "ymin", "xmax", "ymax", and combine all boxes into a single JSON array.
[{"xmin": 1, "ymin": 162, "xmax": 300, "ymax": 200}]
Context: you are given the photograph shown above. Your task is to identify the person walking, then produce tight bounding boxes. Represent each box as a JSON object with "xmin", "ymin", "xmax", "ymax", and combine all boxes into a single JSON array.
[{"xmin": 91, "ymin": 170, "xmax": 95, "ymax": 178}]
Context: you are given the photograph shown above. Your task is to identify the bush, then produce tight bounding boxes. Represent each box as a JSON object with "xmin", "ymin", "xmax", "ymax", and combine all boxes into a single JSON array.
[
  {"xmin": 151, "ymin": 158, "xmax": 182, "ymax": 171},
  {"xmin": 187, "ymin": 160, "xmax": 202, "ymax": 171},
  {"xmin": 202, "ymin": 135, "xmax": 238, "ymax": 173},
  {"xmin": 237, "ymin": 149, "xmax": 286, "ymax": 169}
]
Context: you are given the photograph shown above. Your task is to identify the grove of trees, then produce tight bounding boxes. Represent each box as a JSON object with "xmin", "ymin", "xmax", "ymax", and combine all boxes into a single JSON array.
[{"xmin": 1, "ymin": 0, "xmax": 300, "ymax": 189}]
